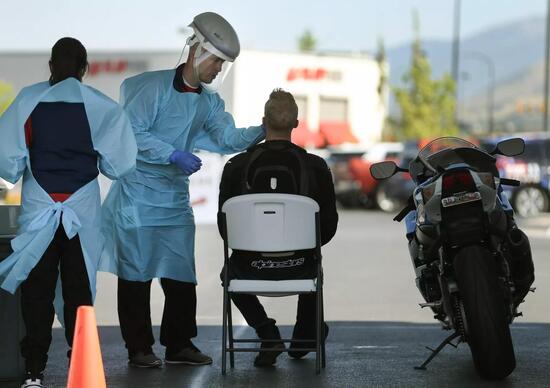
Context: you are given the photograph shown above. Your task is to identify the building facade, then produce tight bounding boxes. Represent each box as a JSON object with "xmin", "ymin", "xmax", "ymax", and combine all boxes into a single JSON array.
[{"xmin": 0, "ymin": 50, "xmax": 388, "ymax": 222}]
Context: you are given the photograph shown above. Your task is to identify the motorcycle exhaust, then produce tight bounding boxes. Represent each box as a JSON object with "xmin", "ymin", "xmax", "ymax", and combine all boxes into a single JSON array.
[{"xmin": 506, "ymin": 228, "xmax": 535, "ymax": 304}]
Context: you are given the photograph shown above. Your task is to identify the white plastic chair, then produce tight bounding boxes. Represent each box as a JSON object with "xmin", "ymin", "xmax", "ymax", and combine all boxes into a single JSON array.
[{"xmin": 220, "ymin": 193, "xmax": 326, "ymax": 374}]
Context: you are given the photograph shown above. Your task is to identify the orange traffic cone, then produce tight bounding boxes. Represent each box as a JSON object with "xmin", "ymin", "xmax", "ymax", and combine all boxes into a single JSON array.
[{"xmin": 67, "ymin": 306, "xmax": 106, "ymax": 388}]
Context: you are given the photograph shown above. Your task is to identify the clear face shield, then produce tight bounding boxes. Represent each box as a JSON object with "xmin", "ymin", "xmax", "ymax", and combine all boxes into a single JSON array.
[
  {"xmin": 178, "ymin": 27, "xmax": 235, "ymax": 93},
  {"xmin": 192, "ymin": 43, "xmax": 233, "ymax": 93}
]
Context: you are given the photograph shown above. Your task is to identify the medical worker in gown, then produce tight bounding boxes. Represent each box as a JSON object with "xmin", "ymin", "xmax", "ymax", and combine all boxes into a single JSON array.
[
  {"xmin": 0, "ymin": 37, "xmax": 137, "ymax": 388},
  {"xmin": 100, "ymin": 12, "xmax": 265, "ymax": 367}
]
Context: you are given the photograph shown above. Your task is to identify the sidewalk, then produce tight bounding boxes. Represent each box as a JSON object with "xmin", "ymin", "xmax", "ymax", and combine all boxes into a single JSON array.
[{"xmin": 4, "ymin": 322, "xmax": 549, "ymax": 388}]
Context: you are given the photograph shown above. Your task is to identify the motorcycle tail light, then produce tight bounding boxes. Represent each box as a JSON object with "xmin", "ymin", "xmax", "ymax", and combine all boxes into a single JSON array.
[{"xmin": 442, "ymin": 170, "xmax": 475, "ymax": 193}]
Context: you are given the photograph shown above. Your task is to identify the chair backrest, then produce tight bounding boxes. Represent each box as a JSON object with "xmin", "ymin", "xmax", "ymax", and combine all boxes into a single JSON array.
[{"xmin": 221, "ymin": 193, "xmax": 319, "ymax": 252}]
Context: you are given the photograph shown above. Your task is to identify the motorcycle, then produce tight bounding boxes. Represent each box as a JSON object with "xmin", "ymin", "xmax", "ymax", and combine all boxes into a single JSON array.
[{"xmin": 370, "ymin": 137, "xmax": 535, "ymax": 380}]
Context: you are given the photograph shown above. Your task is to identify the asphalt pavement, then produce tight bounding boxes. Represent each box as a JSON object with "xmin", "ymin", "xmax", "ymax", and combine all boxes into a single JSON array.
[
  {"xmin": 87, "ymin": 210, "xmax": 550, "ymax": 326},
  {"xmin": 3, "ymin": 322, "xmax": 550, "ymax": 388},
  {"xmin": 2, "ymin": 210, "xmax": 549, "ymax": 387}
]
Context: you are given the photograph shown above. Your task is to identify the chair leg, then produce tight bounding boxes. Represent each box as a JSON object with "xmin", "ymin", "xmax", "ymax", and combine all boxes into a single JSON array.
[
  {"xmin": 222, "ymin": 287, "xmax": 228, "ymax": 374},
  {"xmin": 228, "ymin": 296, "xmax": 235, "ymax": 368},
  {"xmin": 321, "ymin": 289, "xmax": 326, "ymax": 369},
  {"xmin": 315, "ymin": 289, "xmax": 321, "ymax": 375}
]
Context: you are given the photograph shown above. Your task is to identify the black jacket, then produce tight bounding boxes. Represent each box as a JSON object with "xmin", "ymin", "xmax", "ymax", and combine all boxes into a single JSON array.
[{"xmin": 217, "ymin": 140, "xmax": 338, "ymax": 245}]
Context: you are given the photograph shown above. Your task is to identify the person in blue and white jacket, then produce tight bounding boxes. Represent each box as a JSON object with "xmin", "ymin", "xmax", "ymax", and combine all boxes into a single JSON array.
[{"xmin": 0, "ymin": 37, "xmax": 136, "ymax": 388}]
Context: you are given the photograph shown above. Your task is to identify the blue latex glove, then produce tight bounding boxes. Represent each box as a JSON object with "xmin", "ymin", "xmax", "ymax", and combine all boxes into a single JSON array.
[{"xmin": 169, "ymin": 150, "xmax": 202, "ymax": 175}]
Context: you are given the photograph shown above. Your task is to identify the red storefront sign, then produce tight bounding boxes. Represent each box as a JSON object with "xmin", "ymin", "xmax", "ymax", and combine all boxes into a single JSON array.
[
  {"xmin": 88, "ymin": 60, "xmax": 148, "ymax": 77},
  {"xmin": 88, "ymin": 60, "xmax": 127, "ymax": 76},
  {"xmin": 287, "ymin": 68, "xmax": 326, "ymax": 81},
  {"xmin": 286, "ymin": 67, "xmax": 342, "ymax": 82}
]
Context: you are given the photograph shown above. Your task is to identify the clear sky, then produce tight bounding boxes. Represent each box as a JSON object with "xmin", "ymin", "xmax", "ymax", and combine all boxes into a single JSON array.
[{"xmin": 0, "ymin": 0, "xmax": 547, "ymax": 52}]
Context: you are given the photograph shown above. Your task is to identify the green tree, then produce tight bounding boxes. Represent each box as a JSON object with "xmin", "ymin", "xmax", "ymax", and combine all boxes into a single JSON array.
[
  {"xmin": 376, "ymin": 37, "xmax": 388, "ymax": 97},
  {"xmin": 0, "ymin": 81, "xmax": 14, "ymax": 116},
  {"xmin": 298, "ymin": 29, "xmax": 316, "ymax": 53},
  {"xmin": 393, "ymin": 11, "xmax": 457, "ymax": 140}
]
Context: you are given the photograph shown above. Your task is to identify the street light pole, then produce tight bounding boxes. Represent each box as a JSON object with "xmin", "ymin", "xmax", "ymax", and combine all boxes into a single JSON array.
[
  {"xmin": 544, "ymin": 0, "xmax": 550, "ymax": 132},
  {"xmin": 464, "ymin": 52, "xmax": 496, "ymax": 135},
  {"xmin": 452, "ymin": 0, "xmax": 462, "ymax": 123},
  {"xmin": 451, "ymin": 0, "xmax": 461, "ymax": 84}
]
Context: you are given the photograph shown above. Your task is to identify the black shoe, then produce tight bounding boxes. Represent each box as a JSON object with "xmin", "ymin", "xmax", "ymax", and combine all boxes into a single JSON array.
[
  {"xmin": 128, "ymin": 350, "xmax": 163, "ymax": 368},
  {"xmin": 288, "ymin": 322, "xmax": 329, "ymax": 359},
  {"xmin": 21, "ymin": 371, "xmax": 44, "ymax": 388},
  {"xmin": 165, "ymin": 343, "xmax": 212, "ymax": 366},
  {"xmin": 253, "ymin": 321, "xmax": 285, "ymax": 367}
]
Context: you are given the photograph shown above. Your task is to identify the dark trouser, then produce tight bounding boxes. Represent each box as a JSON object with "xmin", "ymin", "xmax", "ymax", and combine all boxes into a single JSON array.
[
  {"xmin": 117, "ymin": 278, "xmax": 197, "ymax": 356},
  {"xmin": 20, "ymin": 226, "xmax": 92, "ymax": 374},
  {"xmin": 231, "ymin": 293, "xmax": 317, "ymax": 332}
]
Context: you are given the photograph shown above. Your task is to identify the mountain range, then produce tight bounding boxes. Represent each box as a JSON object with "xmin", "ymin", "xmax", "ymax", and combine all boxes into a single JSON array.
[{"xmin": 386, "ymin": 16, "xmax": 547, "ymax": 132}]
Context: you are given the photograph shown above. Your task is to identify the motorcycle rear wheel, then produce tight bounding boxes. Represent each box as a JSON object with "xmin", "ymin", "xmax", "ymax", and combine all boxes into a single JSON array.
[{"xmin": 453, "ymin": 245, "xmax": 515, "ymax": 380}]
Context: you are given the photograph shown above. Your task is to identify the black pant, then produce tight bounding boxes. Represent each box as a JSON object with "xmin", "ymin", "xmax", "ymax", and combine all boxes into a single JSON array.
[
  {"xmin": 117, "ymin": 278, "xmax": 197, "ymax": 355},
  {"xmin": 231, "ymin": 293, "xmax": 317, "ymax": 331},
  {"xmin": 20, "ymin": 226, "xmax": 92, "ymax": 374}
]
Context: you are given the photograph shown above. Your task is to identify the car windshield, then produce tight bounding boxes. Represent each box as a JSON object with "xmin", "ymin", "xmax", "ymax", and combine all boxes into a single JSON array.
[{"xmin": 409, "ymin": 137, "xmax": 497, "ymax": 183}]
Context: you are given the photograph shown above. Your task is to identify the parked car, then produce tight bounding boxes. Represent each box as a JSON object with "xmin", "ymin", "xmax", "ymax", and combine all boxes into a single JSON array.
[
  {"xmin": 481, "ymin": 133, "xmax": 550, "ymax": 217},
  {"xmin": 347, "ymin": 142, "xmax": 404, "ymax": 209},
  {"xmin": 323, "ymin": 146, "xmax": 369, "ymax": 208},
  {"xmin": 373, "ymin": 148, "xmax": 418, "ymax": 212}
]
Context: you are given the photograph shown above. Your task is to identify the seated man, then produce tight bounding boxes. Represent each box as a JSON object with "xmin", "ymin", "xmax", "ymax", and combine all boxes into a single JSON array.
[{"xmin": 217, "ymin": 89, "xmax": 338, "ymax": 367}]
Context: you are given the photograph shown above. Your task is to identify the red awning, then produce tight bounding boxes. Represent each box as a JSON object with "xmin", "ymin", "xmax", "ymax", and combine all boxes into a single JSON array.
[
  {"xmin": 319, "ymin": 121, "xmax": 358, "ymax": 145},
  {"xmin": 291, "ymin": 121, "xmax": 326, "ymax": 148}
]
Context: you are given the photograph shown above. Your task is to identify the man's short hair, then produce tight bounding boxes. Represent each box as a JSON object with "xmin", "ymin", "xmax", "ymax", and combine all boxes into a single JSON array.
[{"xmin": 264, "ymin": 88, "xmax": 298, "ymax": 131}]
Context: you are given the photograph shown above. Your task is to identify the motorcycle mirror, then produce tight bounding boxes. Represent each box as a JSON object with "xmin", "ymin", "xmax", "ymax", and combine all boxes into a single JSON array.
[
  {"xmin": 492, "ymin": 138, "xmax": 525, "ymax": 156},
  {"xmin": 370, "ymin": 161, "xmax": 400, "ymax": 180}
]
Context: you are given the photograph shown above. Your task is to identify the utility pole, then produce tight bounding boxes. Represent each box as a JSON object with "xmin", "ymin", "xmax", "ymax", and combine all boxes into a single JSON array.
[
  {"xmin": 544, "ymin": 0, "xmax": 550, "ymax": 132},
  {"xmin": 464, "ymin": 52, "xmax": 495, "ymax": 135},
  {"xmin": 452, "ymin": 0, "xmax": 462, "ymax": 121}
]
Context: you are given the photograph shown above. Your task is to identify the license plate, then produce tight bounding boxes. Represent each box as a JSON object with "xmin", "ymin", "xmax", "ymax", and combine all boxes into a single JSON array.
[{"xmin": 441, "ymin": 192, "xmax": 482, "ymax": 207}]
